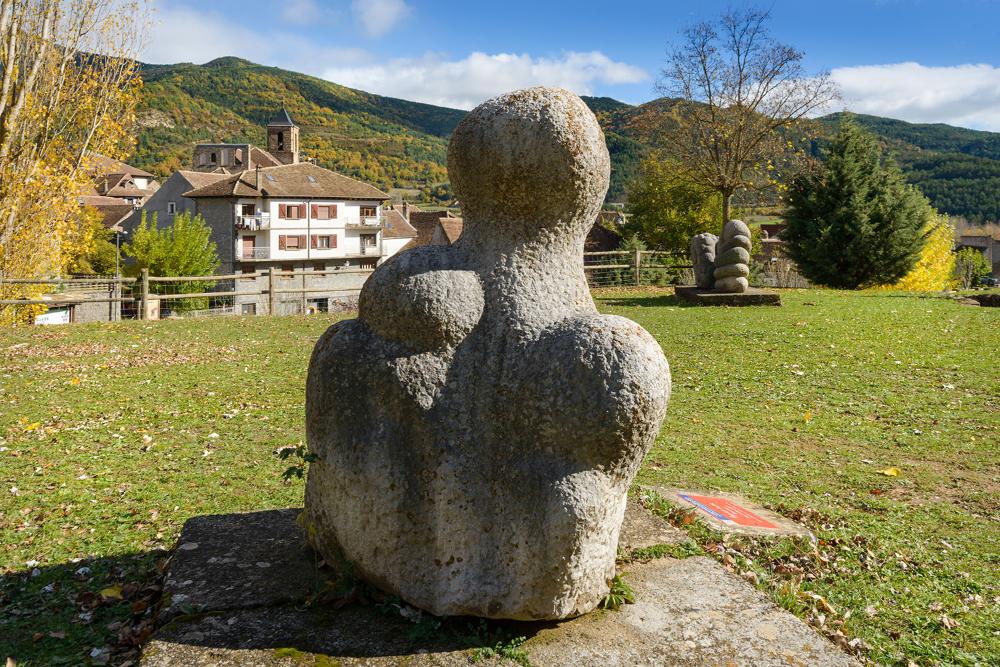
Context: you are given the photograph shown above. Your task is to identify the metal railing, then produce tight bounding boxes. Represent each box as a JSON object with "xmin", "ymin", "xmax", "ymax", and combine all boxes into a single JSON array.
[{"xmin": 235, "ymin": 213, "xmax": 270, "ymax": 230}]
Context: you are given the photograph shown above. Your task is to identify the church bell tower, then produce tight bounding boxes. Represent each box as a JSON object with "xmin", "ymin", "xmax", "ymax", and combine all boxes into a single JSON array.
[{"xmin": 267, "ymin": 108, "xmax": 299, "ymax": 165}]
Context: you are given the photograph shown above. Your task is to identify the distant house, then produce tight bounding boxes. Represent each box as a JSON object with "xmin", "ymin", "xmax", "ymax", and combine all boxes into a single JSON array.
[
  {"xmin": 84, "ymin": 153, "xmax": 159, "ymax": 206},
  {"xmin": 79, "ymin": 195, "xmax": 134, "ymax": 232},
  {"xmin": 957, "ymin": 232, "xmax": 1000, "ymax": 276},
  {"xmin": 126, "ymin": 170, "xmax": 229, "ymax": 232}
]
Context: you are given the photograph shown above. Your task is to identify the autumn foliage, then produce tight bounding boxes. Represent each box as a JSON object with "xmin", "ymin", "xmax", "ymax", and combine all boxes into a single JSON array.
[{"xmin": 0, "ymin": 0, "xmax": 147, "ymax": 323}]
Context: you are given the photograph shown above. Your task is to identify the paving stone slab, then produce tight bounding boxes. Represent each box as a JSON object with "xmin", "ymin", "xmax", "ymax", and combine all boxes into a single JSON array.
[
  {"xmin": 646, "ymin": 486, "xmax": 813, "ymax": 538},
  {"xmin": 617, "ymin": 496, "xmax": 689, "ymax": 553},
  {"xmin": 159, "ymin": 508, "xmax": 326, "ymax": 622},
  {"xmin": 675, "ymin": 286, "xmax": 782, "ymax": 306},
  {"xmin": 143, "ymin": 508, "xmax": 856, "ymax": 666}
]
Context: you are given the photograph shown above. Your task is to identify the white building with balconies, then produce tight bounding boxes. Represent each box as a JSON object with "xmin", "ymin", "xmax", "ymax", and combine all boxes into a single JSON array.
[{"xmin": 184, "ymin": 161, "xmax": 417, "ymax": 313}]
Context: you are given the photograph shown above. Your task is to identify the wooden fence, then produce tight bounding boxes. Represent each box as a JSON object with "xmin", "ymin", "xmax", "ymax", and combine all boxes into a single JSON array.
[{"xmin": 0, "ymin": 252, "xmax": 695, "ymax": 324}]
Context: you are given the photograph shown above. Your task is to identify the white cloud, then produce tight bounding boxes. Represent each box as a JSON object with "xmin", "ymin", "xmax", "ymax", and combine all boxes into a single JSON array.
[
  {"xmin": 352, "ymin": 0, "xmax": 411, "ymax": 38},
  {"xmin": 142, "ymin": 5, "xmax": 370, "ymax": 72},
  {"xmin": 830, "ymin": 62, "xmax": 1000, "ymax": 131},
  {"xmin": 281, "ymin": 0, "xmax": 322, "ymax": 25},
  {"xmin": 143, "ymin": 6, "xmax": 262, "ymax": 65},
  {"xmin": 322, "ymin": 51, "xmax": 649, "ymax": 109}
]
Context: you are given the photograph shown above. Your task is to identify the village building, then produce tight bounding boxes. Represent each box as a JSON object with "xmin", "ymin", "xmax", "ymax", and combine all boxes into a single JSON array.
[
  {"xmin": 84, "ymin": 153, "xmax": 159, "ymax": 206},
  {"xmin": 184, "ymin": 160, "xmax": 417, "ymax": 314},
  {"xmin": 125, "ymin": 170, "xmax": 229, "ymax": 232},
  {"xmin": 189, "ymin": 109, "xmax": 298, "ymax": 173}
]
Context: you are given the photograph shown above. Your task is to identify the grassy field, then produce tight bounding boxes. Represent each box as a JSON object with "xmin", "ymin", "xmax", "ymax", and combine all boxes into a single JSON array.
[{"xmin": 1, "ymin": 289, "xmax": 997, "ymax": 666}]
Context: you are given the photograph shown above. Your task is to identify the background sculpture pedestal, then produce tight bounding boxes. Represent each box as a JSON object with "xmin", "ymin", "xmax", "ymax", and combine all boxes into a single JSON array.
[{"xmin": 675, "ymin": 286, "xmax": 782, "ymax": 306}]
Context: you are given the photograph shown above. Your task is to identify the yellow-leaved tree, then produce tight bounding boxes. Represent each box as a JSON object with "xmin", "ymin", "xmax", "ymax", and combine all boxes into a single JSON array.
[
  {"xmin": 0, "ymin": 0, "xmax": 148, "ymax": 324},
  {"xmin": 873, "ymin": 216, "xmax": 956, "ymax": 292}
]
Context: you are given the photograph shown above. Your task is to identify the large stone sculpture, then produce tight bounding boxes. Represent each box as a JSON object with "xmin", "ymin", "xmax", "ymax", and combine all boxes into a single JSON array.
[
  {"xmin": 712, "ymin": 219, "xmax": 753, "ymax": 293},
  {"xmin": 688, "ymin": 220, "xmax": 752, "ymax": 293},
  {"xmin": 304, "ymin": 87, "xmax": 671, "ymax": 621}
]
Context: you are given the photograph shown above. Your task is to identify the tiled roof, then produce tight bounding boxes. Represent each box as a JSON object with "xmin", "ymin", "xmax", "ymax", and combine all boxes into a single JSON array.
[
  {"xmin": 438, "ymin": 218, "xmax": 464, "ymax": 243},
  {"xmin": 177, "ymin": 170, "xmax": 229, "ymax": 190},
  {"xmin": 81, "ymin": 200, "xmax": 134, "ymax": 230},
  {"xmin": 249, "ymin": 146, "xmax": 282, "ymax": 168},
  {"xmin": 382, "ymin": 209, "xmax": 419, "ymax": 239},
  {"xmin": 183, "ymin": 162, "xmax": 389, "ymax": 200},
  {"xmin": 86, "ymin": 152, "xmax": 154, "ymax": 178}
]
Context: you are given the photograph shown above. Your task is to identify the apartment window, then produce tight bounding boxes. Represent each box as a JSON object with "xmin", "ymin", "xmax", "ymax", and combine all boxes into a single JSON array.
[
  {"xmin": 167, "ymin": 201, "xmax": 176, "ymax": 215},
  {"xmin": 241, "ymin": 203, "xmax": 255, "ymax": 216},
  {"xmin": 279, "ymin": 235, "xmax": 306, "ymax": 250},
  {"xmin": 279, "ymin": 204, "xmax": 306, "ymax": 219},
  {"xmin": 360, "ymin": 234, "xmax": 377, "ymax": 248},
  {"xmin": 277, "ymin": 131, "xmax": 285, "ymax": 151},
  {"xmin": 311, "ymin": 204, "xmax": 337, "ymax": 220},
  {"xmin": 311, "ymin": 235, "xmax": 335, "ymax": 249},
  {"xmin": 360, "ymin": 206, "xmax": 377, "ymax": 219}
]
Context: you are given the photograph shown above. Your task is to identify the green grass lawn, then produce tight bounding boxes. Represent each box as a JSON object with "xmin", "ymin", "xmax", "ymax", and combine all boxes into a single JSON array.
[{"xmin": 1, "ymin": 289, "xmax": 997, "ymax": 666}]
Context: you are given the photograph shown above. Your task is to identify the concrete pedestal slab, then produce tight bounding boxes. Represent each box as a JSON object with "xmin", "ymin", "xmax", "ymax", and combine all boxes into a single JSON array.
[
  {"xmin": 675, "ymin": 286, "xmax": 782, "ymax": 306},
  {"xmin": 141, "ymin": 507, "xmax": 857, "ymax": 667}
]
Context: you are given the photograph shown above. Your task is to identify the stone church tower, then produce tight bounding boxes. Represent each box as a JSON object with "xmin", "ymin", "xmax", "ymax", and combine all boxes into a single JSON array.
[{"xmin": 267, "ymin": 109, "xmax": 299, "ymax": 165}]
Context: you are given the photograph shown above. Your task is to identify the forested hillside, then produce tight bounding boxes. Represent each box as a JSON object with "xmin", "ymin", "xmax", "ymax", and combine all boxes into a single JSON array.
[
  {"xmin": 133, "ymin": 57, "xmax": 462, "ymax": 190},
  {"xmin": 130, "ymin": 58, "xmax": 1000, "ymax": 222}
]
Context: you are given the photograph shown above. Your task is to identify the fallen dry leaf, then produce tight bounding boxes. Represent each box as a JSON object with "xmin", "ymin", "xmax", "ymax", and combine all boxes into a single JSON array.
[
  {"xmin": 100, "ymin": 585, "xmax": 123, "ymax": 600},
  {"xmin": 878, "ymin": 467, "xmax": 901, "ymax": 477}
]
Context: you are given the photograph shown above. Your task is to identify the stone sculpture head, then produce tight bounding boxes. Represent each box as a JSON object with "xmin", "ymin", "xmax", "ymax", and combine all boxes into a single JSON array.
[
  {"xmin": 448, "ymin": 87, "xmax": 609, "ymax": 238},
  {"xmin": 305, "ymin": 87, "xmax": 671, "ymax": 621}
]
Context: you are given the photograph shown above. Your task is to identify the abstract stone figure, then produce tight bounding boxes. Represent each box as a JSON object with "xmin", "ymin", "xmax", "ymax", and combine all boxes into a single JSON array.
[
  {"xmin": 304, "ymin": 87, "xmax": 671, "ymax": 621},
  {"xmin": 690, "ymin": 232, "xmax": 719, "ymax": 288},
  {"xmin": 712, "ymin": 220, "xmax": 752, "ymax": 293}
]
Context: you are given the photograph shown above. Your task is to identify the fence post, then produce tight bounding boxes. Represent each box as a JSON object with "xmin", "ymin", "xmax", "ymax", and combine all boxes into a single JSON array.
[
  {"xmin": 139, "ymin": 269, "xmax": 149, "ymax": 320},
  {"xmin": 268, "ymin": 267, "xmax": 278, "ymax": 316},
  {"xmin": 634, "ymin": 249, "xmax": 642, "ymax": 286}
]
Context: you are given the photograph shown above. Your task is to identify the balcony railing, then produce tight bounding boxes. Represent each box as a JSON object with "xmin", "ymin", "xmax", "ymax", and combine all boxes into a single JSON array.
[
  {"xmin": 235, "ymin": 213, "xmax": 271, "ymax": 231},
  {"xmin": 345, "ymin": 215, "xmax": 382, "ymax": 230},
  {"xmin": 239, "ymin": 247, "xmax": 270, "ymax": 260},
  {"xmin": 359, "ymin": 245, "xmax": 380, "ymax": 256}
]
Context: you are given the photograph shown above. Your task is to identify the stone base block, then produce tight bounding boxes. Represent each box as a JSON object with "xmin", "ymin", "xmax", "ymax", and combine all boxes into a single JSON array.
[
  {"xmin": 675, "ymin": 286, "xmax": 781, "ymax": 306},
  {"xmin": 141, "ymin": 506, "xmax": 856, "ymax": 666}
]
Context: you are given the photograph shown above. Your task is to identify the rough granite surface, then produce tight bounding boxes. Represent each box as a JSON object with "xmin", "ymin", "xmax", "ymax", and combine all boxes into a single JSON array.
[
  {"xmin": 690, "ymin": 232, "xmax": 719, "ymax": 289},
  {"xmin": 712, "ymin": 219, "xmax": 752, "ymax": 293},
  {"xmin": 303, "ymin": 87, "xmax": 672, "ymax": 620}
]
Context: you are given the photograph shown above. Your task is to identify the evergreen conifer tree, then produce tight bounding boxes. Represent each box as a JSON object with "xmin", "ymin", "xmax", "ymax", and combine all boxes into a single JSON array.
[{"xmin": 783, "ymin": 117, "xmax": 931, "ymax": 289}]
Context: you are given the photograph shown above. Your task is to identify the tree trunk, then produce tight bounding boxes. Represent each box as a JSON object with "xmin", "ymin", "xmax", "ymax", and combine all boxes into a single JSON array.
[{"xmin": 721, "ymin": 191, "xmax": 733, "ymax": 224}]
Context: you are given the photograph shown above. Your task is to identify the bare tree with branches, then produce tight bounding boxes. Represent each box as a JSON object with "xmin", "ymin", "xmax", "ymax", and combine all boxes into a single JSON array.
[{"xmin": 658, "ymin": 7, "xmax": 840, "ymax": 223}]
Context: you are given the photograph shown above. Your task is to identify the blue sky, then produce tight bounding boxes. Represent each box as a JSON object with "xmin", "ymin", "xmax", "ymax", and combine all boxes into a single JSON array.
[{"xmin": 143, "ymin": 0, "xmax": 1000, "ymax": 130}]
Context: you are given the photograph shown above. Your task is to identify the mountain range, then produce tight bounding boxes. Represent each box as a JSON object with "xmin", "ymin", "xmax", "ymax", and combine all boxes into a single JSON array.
[{"xmin": 132, "ymin": 57, "xmax": 1000, "ymax": 223}]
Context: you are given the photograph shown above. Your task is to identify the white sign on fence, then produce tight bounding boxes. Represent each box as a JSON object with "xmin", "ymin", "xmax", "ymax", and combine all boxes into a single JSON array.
[{"xmin": 35, "ymin": 308, "xmax": 71, "ymax": 325}]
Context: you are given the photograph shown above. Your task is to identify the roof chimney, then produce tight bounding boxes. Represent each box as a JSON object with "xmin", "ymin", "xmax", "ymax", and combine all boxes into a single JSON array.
[
  {"xmin": 402, "ymin": 201, "xmax": 409, "ymax": 221},
  {"xmin": 255, "ymin": 165, "xmax": 261, "ymax": 191}
]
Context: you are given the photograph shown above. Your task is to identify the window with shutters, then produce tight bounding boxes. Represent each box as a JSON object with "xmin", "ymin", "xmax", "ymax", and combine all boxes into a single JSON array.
[
  {"xmin": 279, "ymin": 204, "xmax": 306, "ymax": 219},
  {"xmin": 280, "ymin": 235, "xmax": 306, "ymax": 250},
  {"xmin": 317, "ymin": 236, "xmax": 331, "ymax": 249}
]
